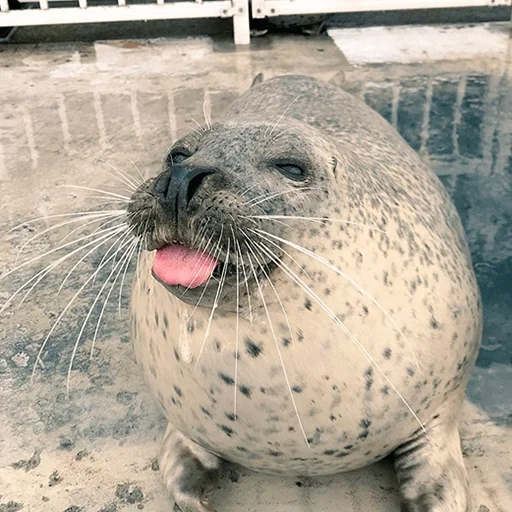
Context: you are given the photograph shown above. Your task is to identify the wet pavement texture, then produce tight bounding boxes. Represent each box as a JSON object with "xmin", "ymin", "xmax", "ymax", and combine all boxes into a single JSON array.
[{"xmin": 0, "ymin": 27, "xmax": 511, "ymax": 511}]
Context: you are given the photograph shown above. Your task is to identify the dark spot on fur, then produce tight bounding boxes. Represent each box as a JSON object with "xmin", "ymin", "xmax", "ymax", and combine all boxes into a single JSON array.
[
  {"xmin": 239, "ymin": 385, "xmax": 252, "ymax": 398},
  {"xmin": 163, "ymin": 313, "xmax": 169, "ymax": 329},
  {"xmin": 324, "ymin": 449, "xmax": 336, "ymax": 456},
  {"xmin": 226, "ymin": 413, "xmax": 237, "ymax": 421},
  {"xmin": 304, "ymin": 298, "xmax": 312, "ymax": 311},
  {"xmin": 219, "ymin": 373, "xmax": 234, "ymax": 385},
  {"xmin": 200, "ymin": 406, "xmax": 212, "ymax": 418},
  {"xmin": 269, "ymin": 450, "xmax": 282, "ymax": 457},
  {"xmin": 282, "ymin": 337, "xmax": 291, "ymax": 347},
  {"xmin": 362, "ymin": 305, "xmax": 369, "ymax": 315},
  {"xmin": 173, "ymin": 349, "xmax": 180, "ymax": 361},
  {"xmin": 383, "ymin": 348, "xmax": 392, "ymax": 359},
  {"xmin": 173, "ymin": 385, "xmax": 183, "ymax": 397},
  {"xmin": 381, "ymin": 386, "xmax": 389, "ymax": 395},
  {"xmin": 292, "ymin": 386, "xmax": 303, "ymax": 393},
  {"xmin": 344, "ymin": 444, "xmax": 353, "ymax": 450},
  {"xmin": 406, "ymin": 367, "xmax": 416, "ymax": 377},
  {"xmin": 430, "ymin": 316, "xmax": 440, "ymax": 329},
  {"xmin": 215, "ymin": 339, "xmax": 221, "ymax": 352},
  {"xmin": 187, "ymin": 322, "xmax": 195, "ymax": 333},
  {"xmin": 365, "ymin": 367, "xmax": 374, "ymax": 391},
  {"xmin": 297, "ymin": 329, "xmax": 304, "ymax": 342},
  {"xmin": 245, "ymin": 338, "xmax": 263, "ymax": 357},
  {"xmin": 154, "ymin": 311, "xmax": 159, "ymax": 326},
  {"xmin": 219, "ymin": 424, "xmax": 234, "ymax": 437}
]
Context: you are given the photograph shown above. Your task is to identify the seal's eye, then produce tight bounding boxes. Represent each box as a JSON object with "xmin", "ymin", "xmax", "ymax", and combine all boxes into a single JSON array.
[
  {"xmin": 168, "ymin": 149, "xmax": 190, "ymax": 165},
  {"xmin": 275, "ymin": 163, "xmax": 306, "ymax": 181}
]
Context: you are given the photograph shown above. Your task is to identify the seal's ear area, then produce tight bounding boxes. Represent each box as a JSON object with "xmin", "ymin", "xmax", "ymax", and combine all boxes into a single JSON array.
[
  {"xmin": 250, "ymin": 73, "xmax": 264, "ymax": 88},
  {"xmin": 331, "ymin": 157, "xmax": 338, "ymax": 177}
]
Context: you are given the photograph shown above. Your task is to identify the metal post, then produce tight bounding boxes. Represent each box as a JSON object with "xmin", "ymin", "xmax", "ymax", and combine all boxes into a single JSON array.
[{"xmin": 232, "ymin": 0, "xmax": 250, "ymax": 45}]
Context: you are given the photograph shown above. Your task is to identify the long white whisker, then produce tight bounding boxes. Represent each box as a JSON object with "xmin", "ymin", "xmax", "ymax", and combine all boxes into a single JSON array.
[
  {"xmin": 246, "ymin": 187, "xmax": 325, "ymax": 208},
  {"xmin": 245, "ymin": 215, "xmax": 387, "ymax": 235},
  {"xmin": 251, "ymin": 228, "xmax": 420, "ymax": 371},
  {"xmin": 125, "ymin": 155, "xmax": 146, "ymax": 184},
  {"xmin": 8, "ymin": 210, "xmax": 126, "ymax": 232},
  {"xmin": 195, "ymin": 236, "xmax": 229, "ymax": 370},
  {"xmin": 14, "ymin": 212, "xmax": 124, "ymax": 263},
  {"xmin": 58, "ymin": 185, "xmax": 131, "ymax": 201},
  {"xmin": 66, "ymin": 233, "xmax": 136, "ymax": 393},
  {"xmin": 31, "ymin": 227, "xmax": 131, "ymax": 382},
  {"xmin": 253, "ymin": 237, "xmax": 426, "ymax": 434},
  {"xmin": 1, "ymin": 225, "xmax": 127, "ymax": 313},
  {"xmin": 92, "ymin": 238, "xmax": 141, "ymax": 358},
  {"xmin": 17, "ymin": 227, "xmax": 127, "ymax": 310},
  {"xmin": 266, "ymin": 94, "xmax": 302, "ymax": 138},
  {"xmin": 245, "ymin": 242, "xmax": 309, "ymax": 447},
  {"xmin": 98, "ymin": 159, "xmax": 141, "ymax": 190}
]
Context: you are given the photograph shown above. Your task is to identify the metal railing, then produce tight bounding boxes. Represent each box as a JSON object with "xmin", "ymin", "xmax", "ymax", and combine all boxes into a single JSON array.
[
  {"xmin": 0, "ymin": 0, "xmax": 251, "ymax": 45},
  {"xmin": 1, "ymin": 0, "xmax": 510, "ymax": 45}
]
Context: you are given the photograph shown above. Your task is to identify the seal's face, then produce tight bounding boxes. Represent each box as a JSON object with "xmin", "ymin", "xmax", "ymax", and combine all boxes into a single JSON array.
[{"xmin": 128, "ymin": 120, "xmax": 337, "ymax": 309}]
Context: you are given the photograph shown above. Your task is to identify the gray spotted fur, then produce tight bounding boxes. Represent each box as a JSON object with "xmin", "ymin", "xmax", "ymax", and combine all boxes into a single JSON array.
[{"xmin": 129, "ymin": 75, "xmax": 482, "ymax": 511}]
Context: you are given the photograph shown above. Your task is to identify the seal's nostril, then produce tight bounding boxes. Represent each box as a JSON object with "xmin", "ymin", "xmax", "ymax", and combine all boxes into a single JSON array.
[{"xmin": 185, "ymin": 170, "xmax": 211, "ymax": 205}]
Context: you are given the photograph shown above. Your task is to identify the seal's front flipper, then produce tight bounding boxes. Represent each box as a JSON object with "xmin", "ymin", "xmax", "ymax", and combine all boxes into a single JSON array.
[
  {"xmin": 159, "ymin": 423, "xmax": 221, "ymax": 512},
  {"xmin": 393, "ymin": 402, "xmax": 470, "ymax": 512}
]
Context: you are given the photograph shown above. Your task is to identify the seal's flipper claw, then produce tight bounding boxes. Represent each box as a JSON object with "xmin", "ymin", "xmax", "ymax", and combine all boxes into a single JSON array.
[
  {"xmin": 393, "ymin": 399, "xmax": 470, "ymax": 512},
  {"xmin": 159, "ymin": 423, "xmax": 221, "ymax": 512}
]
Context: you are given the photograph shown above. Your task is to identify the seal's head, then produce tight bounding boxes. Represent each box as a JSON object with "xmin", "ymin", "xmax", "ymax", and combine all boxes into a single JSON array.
[{"xmin": 128, "ymin": 118, "xmax": 338, "ymax": 309}]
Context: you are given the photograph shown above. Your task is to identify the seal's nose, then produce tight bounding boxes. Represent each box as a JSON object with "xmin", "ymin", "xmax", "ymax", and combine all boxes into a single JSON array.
[{"xmin": 153, "ymin": 165, "xmax": 213, "ymax": 220}]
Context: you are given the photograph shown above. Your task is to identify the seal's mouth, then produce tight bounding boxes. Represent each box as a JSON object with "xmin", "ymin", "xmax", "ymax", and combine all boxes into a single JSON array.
[{"xmin": 152, "ymin": 244, "xmax": 219, "ymax": 289}]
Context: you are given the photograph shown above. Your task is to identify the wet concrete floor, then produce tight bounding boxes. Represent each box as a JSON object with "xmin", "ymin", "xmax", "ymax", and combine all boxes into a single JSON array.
[{"xmin": 0, "ymin": 26, "xmax": 511, "ymax": 512}]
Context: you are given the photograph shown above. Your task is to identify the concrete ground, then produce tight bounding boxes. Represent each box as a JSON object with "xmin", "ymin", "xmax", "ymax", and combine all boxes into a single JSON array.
[{"xmin": 0, "ymin": 23, "xmax": 511, "ymax": 512}]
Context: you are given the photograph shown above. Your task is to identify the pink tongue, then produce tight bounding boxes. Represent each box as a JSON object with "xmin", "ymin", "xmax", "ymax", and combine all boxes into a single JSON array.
[{"xmin": 153, "ymin": 245, "xmax": 218, "ymax": 289}]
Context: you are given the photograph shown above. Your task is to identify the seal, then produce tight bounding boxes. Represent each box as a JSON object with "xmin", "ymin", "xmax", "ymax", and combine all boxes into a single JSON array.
[{"xmin": 128, "ymin": 75, "xmax": 482, "ymax": 512}]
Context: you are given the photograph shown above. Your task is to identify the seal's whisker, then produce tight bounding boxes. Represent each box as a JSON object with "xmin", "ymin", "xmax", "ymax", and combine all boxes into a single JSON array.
[
  {"xmin": 66, "ymin": 233, "xmax": 137, "ymax": 393},
  {"xmin": 84, "ymin": 195, "xmax": 131, "ymax": 204},
  {"xmin": 188, "ymin": 229, "xmax": 224, "ymax": 322},
  {"xmin": 265, "ymin": 94, "xmax": 302, "ymax": 138},
  {"xmin": 245, "ymin": 215, "xmax": 387, "ymax": 235},
  {"xmin": 8, "ymin": 210, "xmax": 126, "ymax": 232},
  {"xmin": 125, "ymin": 155, "xmax": 146, "ymax": 184},
  {"xmin": 239, "ymin": 178, "xmax": 271, "ymax": 198},
  {"xmin": 99, "ymin": 158, "xmax": 142, "ymax": 190},
  {"xmin": 190, "ymin": 116, "xmax": 207, "ymax": 135},
  {"xmin": 252, "ymin": 234, "xmax": 426, "ymax": 434},
  {"xmin": 246, "ymin": 187, "xmax": 326, "ymax": 208},
  {"xmin": 231, "ymin": 227, "xmax": 241, "ymax": 419},
  {"xmin": 202, "ymin": 99, "xmax": 212, "ymax": 132},
  {"xmin": 195, "ymin": 234, "xmax": 229, "ymax": 370},
  {"xmin": 58, "ymin": 222, "xmax": 130, "ymax": 293},
  {"xmin": 245, "ymin": 236, "xmax": 296, "ymax": 348},
  {"xmin": 245, "ymin": 246, "xmax": 310, "ymax": 448},
  {"xmin": 14, "ymin": 211, "xmax": 124, "ymax": 264},
  {"xmin": 58, "ymin": 185, "xmax": 131, "ymax": 201},
  {"xmin": 0, "ymin": 224, "xmax": 128, "ymax": 309},
  {"xmin": 94, "ymin": 235, "xmax": 143, "ymax": 358},
  {"xmin": 18, "ymin": 226, "xmax": 127, "ymax": 310},
  {"xmin": 252, "ymin": 228, "xmax": 421, "ymax": 372},
  {"xmin": 117, "ymin": 235, "xmax": 139, "ymax": 317},
  {"xmin": 31, "ymin": 226, "xmax": 131, "ymax": 382},
  {"xmin": 58, "ymin": 215, "xmax": 125, "ymax": 247}
]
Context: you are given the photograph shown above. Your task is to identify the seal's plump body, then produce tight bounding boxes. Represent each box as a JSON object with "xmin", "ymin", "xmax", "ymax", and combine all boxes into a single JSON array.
[{"xmin": 129, "ymin": 75, "xmax": 481, "ymax": 510}]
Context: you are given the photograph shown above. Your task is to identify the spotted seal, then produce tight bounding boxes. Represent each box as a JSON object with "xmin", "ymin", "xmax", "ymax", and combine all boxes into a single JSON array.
[{"xmin": 128, "ymin": 75, "xmax": 482, "ymax": 512}]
